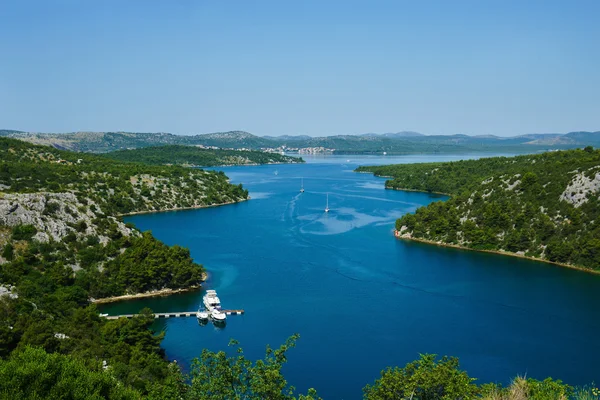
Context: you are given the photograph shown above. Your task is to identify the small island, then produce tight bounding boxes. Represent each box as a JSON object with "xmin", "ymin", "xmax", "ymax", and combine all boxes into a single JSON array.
[{"xmin": 357, "ymin": 147, "xmax": 600, "ymax": 272}]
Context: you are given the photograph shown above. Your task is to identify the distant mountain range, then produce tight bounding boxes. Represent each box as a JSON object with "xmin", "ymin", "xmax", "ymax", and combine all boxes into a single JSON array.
[{"xmin": 1, "ymin": 129, "xmax": 598, "ymax": 154}]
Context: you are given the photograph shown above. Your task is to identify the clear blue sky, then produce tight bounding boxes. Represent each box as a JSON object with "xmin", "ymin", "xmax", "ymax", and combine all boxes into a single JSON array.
[{"xmin": 1, "ymin": 0, "xmax": 598, "ymax": 137}]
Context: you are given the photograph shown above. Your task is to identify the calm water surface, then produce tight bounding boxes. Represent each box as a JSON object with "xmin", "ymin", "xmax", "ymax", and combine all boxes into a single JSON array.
[{"xmin": 101, "ymin": 155, "xmax": 600, "ymax": 399}]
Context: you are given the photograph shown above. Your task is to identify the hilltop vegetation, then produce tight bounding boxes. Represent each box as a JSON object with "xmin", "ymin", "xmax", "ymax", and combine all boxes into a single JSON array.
[
  {"xmin": 1, "ymin": 340, "xmax": 595, "ymax": 399},
  {"xmin": 357, "ymin": 147, "xmax": 600, "ymax": 270},
  {"xmin": 103, "ymin": 144, "xmax": 303, "ymax": 166},
  {"xmin": 2, "ymin": 129, "xmax": 599, "ymax": 154}
]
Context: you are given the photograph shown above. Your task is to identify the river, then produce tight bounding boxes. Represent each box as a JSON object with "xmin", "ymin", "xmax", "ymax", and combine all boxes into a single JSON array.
[{"xmin": 100, "ymin": 154, "xmax": 600, "ymax": 399}]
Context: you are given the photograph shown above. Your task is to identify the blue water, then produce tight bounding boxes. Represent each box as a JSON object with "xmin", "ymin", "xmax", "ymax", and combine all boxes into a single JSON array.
[{"xmin": 102, "ymin": 155, "xmax": 600, "ymax": 399}]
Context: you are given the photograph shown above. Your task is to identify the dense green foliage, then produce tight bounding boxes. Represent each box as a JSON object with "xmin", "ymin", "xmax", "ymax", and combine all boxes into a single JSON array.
[
  {"xmin": 104, "ymin": 145, "xmax": 304, "ymax": 166},
  {"xmin": 364, "ymin": 354, "xmax": 580, "ymax": 400},
  {"xmin": 357, "ymin": 149, "xmax": 600, "ymax": 270},
  {"xmin": 363, "ymin": 354, "xmax": 479, "ymax": 400},
  {"xmin": 0, "ymin": 227, "xmax": 205, "ymax": 299},
  {"xmin": 0, "ymin": 137, "xmax": 249, "ymax": 396},
  {"xmin": 2, "ymin": 129, "xmax": 599, "ymax": 154},
  {"xmin": 0, "ymin": 346, "xmax": 141, "ymax": 399},
  {"xmin": 187, "ymin": 335, "xmax": 320, "ymax": 400},
  {"xmin": 3, "ymin": 339, "xmax": 591, "ymax": 399}
]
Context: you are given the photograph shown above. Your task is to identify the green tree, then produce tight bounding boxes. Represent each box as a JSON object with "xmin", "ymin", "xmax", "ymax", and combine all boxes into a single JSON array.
[
  {"xmin": 363, "ymin": 354, "xmax": 479, "ymax": 400},
  {"xmin": 187, "ymin": 335, "xmax": 320, "ymax": 400},
  {"xmin": 11, "ymin": 224, "xmax": 37, "ymax": 241},
  {"xmin": 1, "ymin": 243, "xmax": 14, "ymax": 261},
  {"xmin": 0, "ymin": 346, "xmax": 142, "ymax": 399}
]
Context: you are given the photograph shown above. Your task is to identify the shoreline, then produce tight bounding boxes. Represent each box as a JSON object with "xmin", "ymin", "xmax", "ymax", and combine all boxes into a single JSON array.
[
  {"xmin": 92, "ymin": 264, "xmax": 209, "ymax": 305},
  {"xmin": 119, "ymin": 197, "xmax": 249, "ymax": 217},
  {"xmin": 354, "ymin": 170, "xmax": 451, "ymax": 196},
  {"xmin": 394, "ymin": 230, "xmax": 599, "ymax": 275},
  {"xmin": 387, "ymin": 186, "xmax": 451, "ymax": 196},
  {"xmin": 92, "ymin": 285, "xmax": 202, "ymax": 304}
]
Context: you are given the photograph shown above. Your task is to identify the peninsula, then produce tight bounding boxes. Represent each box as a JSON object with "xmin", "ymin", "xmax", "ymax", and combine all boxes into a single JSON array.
[
  {"xmin": 357, "ymin": 147, "xmax": 600, "ymax": 272},
  {"xmin": 103, "ymin": 144, "xmax": 303, "ymax": 167}
]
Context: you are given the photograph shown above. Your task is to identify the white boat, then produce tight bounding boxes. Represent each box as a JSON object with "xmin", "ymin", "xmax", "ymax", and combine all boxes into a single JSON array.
[
  {"xmin": 274, "ymin": 169, "xmax": 279, "ymax": 176},
  {"xmin": 196, "ymin": 308, "xmax": 209, "ymax": 320},
  {"xmin": 203, "ymin": 290, "xmax": 221, "ymax": 311},
  {"xmin": 300, "ymin": 177, "xmax": 305, "ymax": 193},
  {"xmin": 325, "ymin": 193, "xmax": 330, "ymax": 213},
  {"xmin": 211, "ymin": 309, "xmax": 227, "ymax": 323}
]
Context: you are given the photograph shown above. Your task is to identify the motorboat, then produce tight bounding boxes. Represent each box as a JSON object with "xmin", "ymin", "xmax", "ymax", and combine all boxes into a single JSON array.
[
  {"xmin": 211, "ymin": 309, "xmax": 227, "ymax": 323},
  {"xmin": 196, "ymin": 307, "xmax": 209, "ymax": 321},
  {"xmin": 203, "ymin": 290, "xmax": 221, "ymax": 311}
]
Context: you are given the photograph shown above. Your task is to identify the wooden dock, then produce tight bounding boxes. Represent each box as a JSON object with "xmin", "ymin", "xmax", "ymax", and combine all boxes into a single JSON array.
[{"xmin": 103, "ymin": 309, "xmax": 244, "ymax": 320}]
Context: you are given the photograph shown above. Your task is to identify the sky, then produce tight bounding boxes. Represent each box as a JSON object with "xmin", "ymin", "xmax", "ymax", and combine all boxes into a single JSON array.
[{"xmin": 1, "ymin": 0, "xmax": 599, "ymax": 137}]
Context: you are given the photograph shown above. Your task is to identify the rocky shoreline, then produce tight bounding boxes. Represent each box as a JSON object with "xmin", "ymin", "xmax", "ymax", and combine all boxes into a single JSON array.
[
  {"xmin": 92, "ymin": 272, "xmax": 208, "ymax": 304},
  {"xmin": 92, "ymin": 285, "xmax": 201, "ymax": 304},
  {"xmin": 394, "ymin": 230, "xmax": 599, "ymax": 275},
  {"xmin": 119, "ymin": 197, "xmax": 249, "ymax": 217}
]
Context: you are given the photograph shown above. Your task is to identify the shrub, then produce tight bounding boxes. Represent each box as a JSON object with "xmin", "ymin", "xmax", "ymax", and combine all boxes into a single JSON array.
[
  {"xmin": 11, "ymin": 225, "xmax": 37, "ymax": 241},
  {"xmin": 363, "ymin": 354, "xmax": 479, "ymax": 400}
]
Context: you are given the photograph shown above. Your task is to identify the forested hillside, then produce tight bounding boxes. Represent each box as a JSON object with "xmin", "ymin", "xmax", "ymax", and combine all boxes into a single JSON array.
[
  {"xmin": 357, "ymin": 147, "xmax": 600, "ymax": 270},
  {"xmin": 103, "ymin": 144, "xmax": 303, "ymax": 166},
  {"xmin": 0, "ymin": 138, "xmax": 248, "ymax": 215},
  {"xmin": 0, "ymin": 137, "xmax": 253, "ymax": 394}
]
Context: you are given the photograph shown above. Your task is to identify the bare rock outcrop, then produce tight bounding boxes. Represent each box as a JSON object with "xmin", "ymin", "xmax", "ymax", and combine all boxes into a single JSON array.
[
  {"xmin": 560, "ymin": 171, "xmax": 600, "ymax": 208},
  {"xmin": 0, "ymin": 192, "xmax": 135, "ymax": 242}
]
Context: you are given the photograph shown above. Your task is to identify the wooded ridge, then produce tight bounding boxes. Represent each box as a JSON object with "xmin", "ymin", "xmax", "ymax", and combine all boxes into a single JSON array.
[{"xmin": 357, "ymin": 147, "xmax": 600, "ymax": 271}]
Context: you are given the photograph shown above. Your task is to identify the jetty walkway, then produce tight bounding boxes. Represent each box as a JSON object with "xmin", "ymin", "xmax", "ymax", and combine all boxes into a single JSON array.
[{"xmin": 103, "ymin": 309, "xmax": 245, "ymax": 320}]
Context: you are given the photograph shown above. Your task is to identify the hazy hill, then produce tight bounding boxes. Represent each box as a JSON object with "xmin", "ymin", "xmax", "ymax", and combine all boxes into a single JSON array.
[{"xmin": 1, "ymin": 128, "xmax": 599, "ymax": 154}]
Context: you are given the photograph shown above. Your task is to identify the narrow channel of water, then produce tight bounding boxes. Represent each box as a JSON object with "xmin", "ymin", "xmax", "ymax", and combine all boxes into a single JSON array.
[{"xmin": 100, "ymin": 155, "xmax": 600, "ymax": 399}]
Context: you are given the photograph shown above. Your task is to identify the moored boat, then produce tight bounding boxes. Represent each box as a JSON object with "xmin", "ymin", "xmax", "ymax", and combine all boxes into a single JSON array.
[
  {"xmin": 196, "ymin": 307, "xmax": 209, "ymax": 320},
  {"xmin": 210, "ymin": 309, "xmax": 227, "ymax": 323},
  {"xmin": 203, "ymin": 290, "xmax": 221, "ymax": 311}
]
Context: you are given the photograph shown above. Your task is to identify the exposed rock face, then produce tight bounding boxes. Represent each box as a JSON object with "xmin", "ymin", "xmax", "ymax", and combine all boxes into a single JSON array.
[
  {"xmin": 560, "ymin": 171, "xmax": 600, "ymax": 207},
  {"xmin": 0, "ymin": 285, "xmax": 18, "ymax": 299},
  {"xmin": 0, "ymin": 192, "xmax": 135, "ymax": 242}
]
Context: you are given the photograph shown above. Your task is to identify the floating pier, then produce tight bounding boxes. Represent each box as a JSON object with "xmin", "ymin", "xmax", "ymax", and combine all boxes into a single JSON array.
[{"xmin": 103, "ymin": 309, "xmax": 245, "ymax": 320}]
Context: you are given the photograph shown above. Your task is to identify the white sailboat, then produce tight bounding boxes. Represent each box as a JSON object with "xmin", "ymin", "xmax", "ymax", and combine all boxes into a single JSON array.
[
  {"xmin": 325, "ymin": 193, "xmax": 329, "ymax": 213},
  {"xmin": 300, "ymin": 178, "xmax": 304, "ymax": 193}
]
